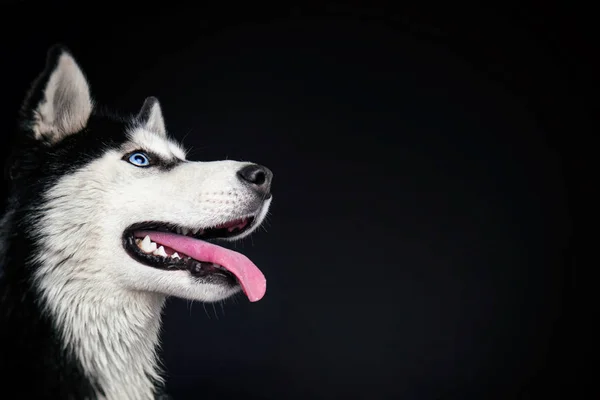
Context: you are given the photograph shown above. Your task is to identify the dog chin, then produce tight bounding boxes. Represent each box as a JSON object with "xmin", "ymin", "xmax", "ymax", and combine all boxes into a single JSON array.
[{"xmin": 158, "ymin": 274, "xmax": 243, "ymax": 303}]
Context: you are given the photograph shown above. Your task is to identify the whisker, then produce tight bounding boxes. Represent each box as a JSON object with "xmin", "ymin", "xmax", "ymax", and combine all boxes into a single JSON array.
[
  {"xmin": 211, "ymin": 302, "xmax": 219, "ymax": 320},
  {"xmin": 202, "ymin": 303, "xmax": 211, "ymax": 320}
]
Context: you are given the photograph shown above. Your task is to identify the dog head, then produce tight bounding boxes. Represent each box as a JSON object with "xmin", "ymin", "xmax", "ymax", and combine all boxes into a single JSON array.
[{"xmin": 8, "ymin": 46, "xmax": 273, "ymax": 304}]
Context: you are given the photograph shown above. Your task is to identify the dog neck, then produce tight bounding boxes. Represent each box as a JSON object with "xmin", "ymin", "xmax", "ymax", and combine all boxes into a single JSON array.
[
  {"xmin": 37, "ymin": 269, "xmax": 167, "ymax": 400},
  {"xmin": 1, "ymin": 207, "xmax": 168, "ymax": 399}
]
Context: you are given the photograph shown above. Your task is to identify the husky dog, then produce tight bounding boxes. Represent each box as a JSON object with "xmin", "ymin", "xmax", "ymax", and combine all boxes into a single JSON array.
[{"xmin": 0, "ymin": 45, "xmax": 273, "ymax": 399}]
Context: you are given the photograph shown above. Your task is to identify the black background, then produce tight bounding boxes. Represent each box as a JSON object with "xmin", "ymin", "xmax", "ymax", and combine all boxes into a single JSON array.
[{"xmin": 0, "ymin": 3, "xmax": 584, "ymax": 399}]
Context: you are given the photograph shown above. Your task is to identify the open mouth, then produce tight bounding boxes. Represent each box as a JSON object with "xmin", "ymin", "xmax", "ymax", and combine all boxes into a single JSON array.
[
  {"xmin": 169, "ymin": 216, "xmax": 254, "ymax": 241},
  {"xmin": 122, "ymin": 216, "xmax": 267, "ymax": 301}
]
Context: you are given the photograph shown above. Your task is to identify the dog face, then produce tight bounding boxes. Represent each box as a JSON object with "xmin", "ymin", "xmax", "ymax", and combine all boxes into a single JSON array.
[{"xmin": 11, "ymin": 46, "xmax": 272, "ymax": 305}]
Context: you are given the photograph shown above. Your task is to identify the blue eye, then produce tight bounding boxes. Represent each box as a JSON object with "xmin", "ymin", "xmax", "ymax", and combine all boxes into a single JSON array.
[{"xmin": 127, "ymin": 152, "xmax": 151, "ymax": 167}]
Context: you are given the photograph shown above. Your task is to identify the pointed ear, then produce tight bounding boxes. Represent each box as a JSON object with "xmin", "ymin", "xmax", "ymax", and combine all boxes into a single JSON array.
[
  {"xmin": 20, "ymin": 45, "xmax": 93, "ymax": 145},
  {"xmin": 137, "ymin": 96, "xmax": 166, "ymax": 136}
]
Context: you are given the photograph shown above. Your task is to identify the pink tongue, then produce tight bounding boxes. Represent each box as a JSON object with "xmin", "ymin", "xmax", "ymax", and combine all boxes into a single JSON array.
[{"xmin": 137, "ymin": 231, "xmax": 266, "ymax": 302}]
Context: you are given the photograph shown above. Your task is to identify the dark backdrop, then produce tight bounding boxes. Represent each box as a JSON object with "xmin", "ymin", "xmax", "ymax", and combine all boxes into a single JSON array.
[{"xmin": 0, "ymin": 3, "xmax": 582, "ymax": 399}]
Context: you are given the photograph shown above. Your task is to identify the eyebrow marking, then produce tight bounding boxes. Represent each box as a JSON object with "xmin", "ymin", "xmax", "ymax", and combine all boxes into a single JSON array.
[
  {"xmin": 151, "ymin": 153, "xmax": 184, "ymax": 171},
  {"xmin": 124, "ymin": 127, "xmax": 188, "ymax": 168}
]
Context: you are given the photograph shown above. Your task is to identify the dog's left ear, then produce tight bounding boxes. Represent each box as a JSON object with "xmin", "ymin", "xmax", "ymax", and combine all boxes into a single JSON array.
[
  {"xmin": 20, "ymin": 45, "xmax": 93, "ymax": 145},
  {"xmin": 137, "ymin": 96, "xmax": 167, "ymax": 137}
]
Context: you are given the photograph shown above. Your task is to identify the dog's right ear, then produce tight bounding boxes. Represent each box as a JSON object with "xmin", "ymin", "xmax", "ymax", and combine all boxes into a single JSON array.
[{"xmin": 19, "ymin": 45, "xmax": 93, "ymax": 145}]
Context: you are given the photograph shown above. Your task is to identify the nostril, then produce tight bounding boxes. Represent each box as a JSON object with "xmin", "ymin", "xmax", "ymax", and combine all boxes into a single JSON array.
[{"xmin": 253, "ymin": 170, "xmax": 266, "ymax": 186}]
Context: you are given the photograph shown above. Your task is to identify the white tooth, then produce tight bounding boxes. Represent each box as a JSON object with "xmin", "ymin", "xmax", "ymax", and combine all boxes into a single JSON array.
[
  {"xmin": 135, "ymin": 238, "xmax": 142, "ymax": 246},
  {"xmin": 181, "ymin": 228, "xmax": 189, "ymax": 235},
  {"xmin": 171, "ymin": 252, "xmax": 180, "ymax": 259},
  {"xmin": 153, "ymin": 246, "xmax": 167, "ymax": 257},
  {"xmin": 140, "ymin": 236, "xmax": 153, "ymax": 252},
  {"xmin": 148, "ymin": 242, "xmax": 157, "ymax": 252},
  {"xmin": 213, "ymin": 263, "xmax": 222, "ymax": 270}
]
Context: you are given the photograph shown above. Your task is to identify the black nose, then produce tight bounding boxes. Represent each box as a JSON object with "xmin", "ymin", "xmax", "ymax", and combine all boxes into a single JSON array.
[{"xmin": 237, "ymin": 164, "xmax": 273, "ymax": 196}]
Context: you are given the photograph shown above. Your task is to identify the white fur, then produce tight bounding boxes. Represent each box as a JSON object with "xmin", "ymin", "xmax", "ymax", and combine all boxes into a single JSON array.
[{"xmin": 26, "ymin": 50, "xmax": 272, "ymax": 399}]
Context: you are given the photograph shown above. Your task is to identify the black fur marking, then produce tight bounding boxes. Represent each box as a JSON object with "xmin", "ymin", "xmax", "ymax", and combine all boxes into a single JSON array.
[
  {"xmin": 0, "ymin": 111, "xmax": 170, "ymax": 398},
  {"xmin": 1, "ymin": 45, "xmax": 183, "ymax": 399}
]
